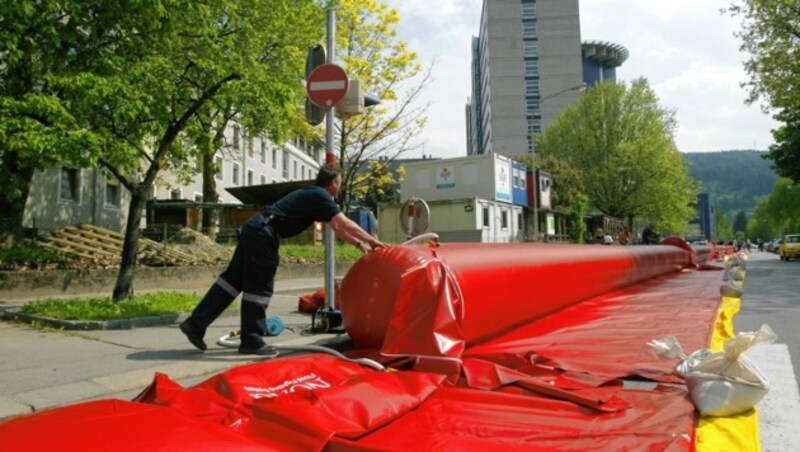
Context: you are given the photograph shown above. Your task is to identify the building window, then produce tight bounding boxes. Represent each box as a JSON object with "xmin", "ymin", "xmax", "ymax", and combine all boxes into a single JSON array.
[
  {"xmin": 247, "ymin": 136, "xmax": 254, "ymax": 157},
  {"xmin": 524, "ymin": 59, "xmax": 539, "ymax": 77},
  {"xmin": 482, "ymin": 206, "xmax": 489, "ymax": 228},
  {"xmin": 261, "ymin": 141, "xmax": 267, "ymax": 164},
  {"xmin": 272, "ymin": 148, "xmax": 277, "ymax": 169},
  {"xmin": 523, "ymin": 41, "xmax": 538, "ymax": 58},
  {"xmin": 301, "ymin": 164, "xmax": 305, "ymax": 179},
  {"xmin": 501, "ymin": 210, "xmax": 508, "ymax": 229},
  {"xmin": 260, "ymin": 175, "xmax": 267, "ymax": 185},
  {"xmin": 104, "ymin": 173, "xmax": 121, "ymax": 208},
  {"xmin": 194, "ymin": 193, "xmax": 203, "ymax": 202},
  {"xmin": 293, "ymin": 161, "xmax": 298, "ymax": 179},
  {"xmin": 282, "ymin": 150, "xmax": 289, "ymax": 179},
  {"xmin": 522, "ymin": 1, "xmax": 536, "ymax": 19},
  {"xmin": 215, "ymin": 155, "xmax": 223, "ymax": 181},
  {"xmin": 59, "ymin": 167, "xmax": 80, "ymax": 202},
  {"xmin": 247, "ymin": 169, "xmax": 254, "ymax": 186},
  {"xmin": 170, "ymin": 188, "xmax": 182, "ymax": 200},
  {"xmin": 232, "ymin": 162, "xmax": 240, "ymax": 185},
  {"xmin": 522, "ymin": 20, "xmax": 537, "ymax": 39},
  {"xmin": 233, "ymin": 126, "xmax": 240, "ymax": 150}
]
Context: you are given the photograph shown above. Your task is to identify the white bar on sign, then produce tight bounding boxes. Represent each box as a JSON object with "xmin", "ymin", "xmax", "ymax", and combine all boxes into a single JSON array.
[{"xmin": 310, "ymin": 81, "xmax": 346, "ymax": 91}]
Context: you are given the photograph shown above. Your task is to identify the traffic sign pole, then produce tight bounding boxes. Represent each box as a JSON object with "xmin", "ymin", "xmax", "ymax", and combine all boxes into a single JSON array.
[{"xmin": 324, "ymin": 6, "xmax": 336, "ymax": 309}]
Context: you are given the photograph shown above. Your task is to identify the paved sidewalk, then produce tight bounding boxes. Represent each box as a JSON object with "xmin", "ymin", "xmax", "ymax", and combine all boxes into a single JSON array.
[{"xmin": 0, "ymin": 278, "xmax": 330, "ymax": 420}]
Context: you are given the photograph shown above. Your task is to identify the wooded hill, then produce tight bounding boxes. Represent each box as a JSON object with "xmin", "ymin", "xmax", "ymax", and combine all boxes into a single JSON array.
[{"xmin": 683, "ymin": 150, "xmax": 778, "ymax": 216}]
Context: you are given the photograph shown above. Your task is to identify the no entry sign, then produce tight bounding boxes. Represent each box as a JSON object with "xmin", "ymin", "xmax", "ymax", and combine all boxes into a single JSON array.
[{"xmin": 306, "ymin": 64, "xmax": 349, "ymax": 108}]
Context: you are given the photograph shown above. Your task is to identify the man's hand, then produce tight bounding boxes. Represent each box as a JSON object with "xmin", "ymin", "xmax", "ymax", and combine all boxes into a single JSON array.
[{"xmin": 356, "ymin": 239, "xmax": 387, "ymax": 254}]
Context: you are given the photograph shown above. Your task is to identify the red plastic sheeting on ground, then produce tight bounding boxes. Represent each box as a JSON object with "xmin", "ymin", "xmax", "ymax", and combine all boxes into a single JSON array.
[
  {"xmin": 0, "ymin": 399, "xmax": 270, "ymax": 451},
  {"xmin": 0, "ymin": 242, "xmax": 726, "ymax": 451},
  {"xmin": 341, "ymin": 243, "xmax": 690, "ymax": 356},
  {"xmin": 466, "ymin": 267, "xmax": 723, "ymax": 383},
  {"xmin": 327, "ymin": 386, "xmax": 695, "ymax": 451}
]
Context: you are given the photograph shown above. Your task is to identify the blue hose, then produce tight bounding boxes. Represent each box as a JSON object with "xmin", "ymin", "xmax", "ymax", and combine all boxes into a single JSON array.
[{"xmin": 266, "ymin": 316, "xmax": 285, "ymax": 336}]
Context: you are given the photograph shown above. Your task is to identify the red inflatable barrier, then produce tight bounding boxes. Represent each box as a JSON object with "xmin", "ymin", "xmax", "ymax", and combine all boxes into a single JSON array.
[{"xmin": 340, "ymin": 243, "xmax": 691, "ymax": 356}]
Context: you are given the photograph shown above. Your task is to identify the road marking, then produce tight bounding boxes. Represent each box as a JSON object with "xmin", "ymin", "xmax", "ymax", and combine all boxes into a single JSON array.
[{"xmin": 746, "ymin": 343, "xmax": 800, "ymax": 451}]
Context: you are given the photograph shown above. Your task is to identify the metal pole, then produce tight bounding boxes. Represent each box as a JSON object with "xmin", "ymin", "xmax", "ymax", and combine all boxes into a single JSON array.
[{"xmin": 324, "ymin": 6, "xmax": 336, "ymax": 309}]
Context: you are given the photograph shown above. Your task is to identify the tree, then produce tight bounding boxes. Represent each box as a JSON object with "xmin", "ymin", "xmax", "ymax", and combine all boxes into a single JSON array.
[
  {"xmin": 715, "ymin": 202, "xmax": 734, "ymax": 242},
  {"xmin": 515, "ymin": 154, "xmax": 586, "ymax": 216},
  {"xmin": 0, "ymin": 0, "xmax": 131, "ymax": 246},
  {"xmin": 764, "ymin": 178, "xmax": 800, "ymax": 234},
  {"xmin": 332, "ymin": 0, "xmax": 431, "ymax": 212},
  {"xmin": 725, "ymin": 1, "xmax": 800, "ymax": 181},
  {"xmin": 183, "ymin": 7, "xmax": 323, "ymax": 240},
  {"xmin": 732, "ymin": 210, "xmax": 748, "ymax": 233},
  {"xmin": 1, "ymin": 0, "xmax": 321, "ymax": 299},
  {"xmin": 538, "ymin": 79, "xmax": 697, "ymax": 232},
  {"xmin": 766, "ymin": 109, "xmax": 800, "ymax": 183},
  {"xmin": 747, "ymin": 197, "xmax": 777, "ymax": 242},
  {"xmin": 349, "ymin": 160, "xmax": 405, "ymax": 213}
]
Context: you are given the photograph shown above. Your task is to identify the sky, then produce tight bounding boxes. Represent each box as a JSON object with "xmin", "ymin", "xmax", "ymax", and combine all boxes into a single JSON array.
[{"xmin": 381, "ymin": 0, "xmax": 779, "ymax": 158}]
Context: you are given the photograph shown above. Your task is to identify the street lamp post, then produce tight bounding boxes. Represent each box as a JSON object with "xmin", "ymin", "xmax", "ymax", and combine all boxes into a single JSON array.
[{"xmin": 531, "ymin": 82, "xmax": 587, "ymax": 242}]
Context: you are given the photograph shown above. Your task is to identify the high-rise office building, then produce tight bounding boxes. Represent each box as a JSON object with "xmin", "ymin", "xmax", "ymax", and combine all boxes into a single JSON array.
[{"xmin": 466, "ymin": 0, "xmax": 584, "ymax": 157}]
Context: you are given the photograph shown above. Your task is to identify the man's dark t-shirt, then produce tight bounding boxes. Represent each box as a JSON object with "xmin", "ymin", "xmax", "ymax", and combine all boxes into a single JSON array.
[{"xmin": 263, "ymin": 186, "xmax": 341, "ymax": 238}]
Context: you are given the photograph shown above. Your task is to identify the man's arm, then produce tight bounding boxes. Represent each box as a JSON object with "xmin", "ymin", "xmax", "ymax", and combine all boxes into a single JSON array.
[{"xmin": 329, "ymin": 213, "xmax": 386, "ymax": 252}]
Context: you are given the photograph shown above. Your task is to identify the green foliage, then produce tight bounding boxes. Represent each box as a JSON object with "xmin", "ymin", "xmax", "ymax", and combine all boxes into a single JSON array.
[
  {"xmin": 516, "ymin": 154, "xmax": 585, "ymax": 214},
  {"xmin": 0, "ymin": 241, "xmax": 76, "ymax": 269},
  {"xmin": 725, "ymin": 1, "xmax": 800, "ymax": 111},
  {"xmin": 715, "ymin": 202, "xmax": 734, "ymax": 241},
  {"xmin": 333, "ymin": 0, "xmax": 430, "ymax": 212},
  {"xmin": 281, "ymin": 244, "xmax": 363, "ymax": 263},
  {"xmin": 20, "ymin": 292, "xmax": 202, "ymax": 321},
  {"xmin": 764, "ymin": 178, "xmax": 800, "ymax": 233},
  {"xmin": 725, "ymin": 1, "xmax": 800, "ymax": 182},
  {"xmin": 683, "ymin": 151, "xmax": 777, "ymax": 217},
  {"xmin": 351, "ymin": 161, "xmax": 405, "ymax": 212},
  {"xmin": 732, "ymin": 210, "xmax": 748, "ymax": 233},
  {"xmin": 539, "ymin": 79, "xmax": 696, "ymax": 230},
  {"xmin": 747, "ymin": 198, "xmax": 777, "ymax": 242},
  {"xmin": 568, "ymin": 193, "xmax": 589, "ymax": 243},
  {"xmin": 766, "ymin": 109, "xmax": 800, "ymax": 183}
]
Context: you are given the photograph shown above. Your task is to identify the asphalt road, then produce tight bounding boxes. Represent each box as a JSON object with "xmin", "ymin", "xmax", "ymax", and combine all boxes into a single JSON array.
[{"xmin": 734, "ymin": 250, "xmax": 800, "ymax": 388}]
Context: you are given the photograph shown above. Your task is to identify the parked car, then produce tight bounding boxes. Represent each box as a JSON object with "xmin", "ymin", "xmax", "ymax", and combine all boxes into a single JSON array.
[
  {"xmin": 766, "ymin": 238, "xmax": 782, "ymax": 253},
  {"xmin": 779, "ymin": 234, "xmax": 800, "ymax": 261}
]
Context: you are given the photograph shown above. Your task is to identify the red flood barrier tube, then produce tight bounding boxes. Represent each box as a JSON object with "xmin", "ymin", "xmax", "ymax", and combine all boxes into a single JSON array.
[{"xmin": 339, "ymin": 242, "xmax": 692, "ymax": 356}]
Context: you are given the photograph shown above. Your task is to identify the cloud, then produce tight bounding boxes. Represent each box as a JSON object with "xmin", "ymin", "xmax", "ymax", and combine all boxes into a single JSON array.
[{"xmin": 380, "ymin": 0, "xmax": 778, "ymax": 158}]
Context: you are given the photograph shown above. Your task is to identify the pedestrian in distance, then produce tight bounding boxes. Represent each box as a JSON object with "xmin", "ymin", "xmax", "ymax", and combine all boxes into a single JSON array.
[
  {"xmin": 641, "ymin": 223, "xmax": 660, "ymax": 244},
  {"xmin": 617, "ymin": 226, "xmax": 633, "ymax": 245},
  {"xmin": 180, "ymin": 164, "xmax": 386, "ymax": 356}
]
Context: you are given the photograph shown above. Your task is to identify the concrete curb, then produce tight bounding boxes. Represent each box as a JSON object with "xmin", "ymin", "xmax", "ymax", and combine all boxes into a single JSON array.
[{"xmin": 1, "ymin": 307, "xmax": 189, "ymax": 330}]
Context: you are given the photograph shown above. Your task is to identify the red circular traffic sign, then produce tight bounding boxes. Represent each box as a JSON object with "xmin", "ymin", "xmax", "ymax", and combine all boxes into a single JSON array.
[{"xmin": 306, "ymin": 64, "xmax": 349, "ymax": 107}]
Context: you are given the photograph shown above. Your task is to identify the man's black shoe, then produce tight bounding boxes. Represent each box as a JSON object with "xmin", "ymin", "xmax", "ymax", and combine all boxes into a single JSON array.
[
  {"xmin": 238, "ymin": 344, "xmax": 280, "ymax": 358},
  {"xmin": 180, "ymin": 320, "xmax": 207, "ymax": 351}
]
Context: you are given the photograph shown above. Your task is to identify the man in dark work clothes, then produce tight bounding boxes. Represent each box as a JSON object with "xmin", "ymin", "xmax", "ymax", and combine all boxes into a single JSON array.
[{"xmin": 180, "ymin": 164, "xmax": 385, "ymax": 356}]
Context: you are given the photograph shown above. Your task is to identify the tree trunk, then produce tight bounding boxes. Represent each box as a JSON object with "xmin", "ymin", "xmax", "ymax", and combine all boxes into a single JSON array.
[
  {"xmin": 0, "ymin": 157, "xmax": 34, "ymax": 249},
  {"xmin": 112, "ymin": 189, "xmax": 145, "ymax": 301},
  {"xmin": 201, "ymin": 152, "xmax": 220, "ymax": 241}
]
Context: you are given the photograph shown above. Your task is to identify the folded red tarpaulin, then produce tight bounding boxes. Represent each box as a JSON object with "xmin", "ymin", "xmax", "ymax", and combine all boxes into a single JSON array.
[{"xmin": 135, "ymin": 354, "xmax": 446, "ymax": 451}]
